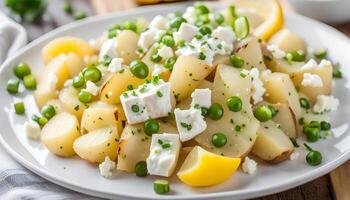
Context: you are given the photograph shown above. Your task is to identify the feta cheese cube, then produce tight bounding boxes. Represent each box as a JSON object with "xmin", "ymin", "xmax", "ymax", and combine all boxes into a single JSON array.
[
  {"xmin": 301, "ymin": 59, "xmax": 318, "ymax": 70},
  {"xmin": 152, "ymin": 64, "xmax": 166, "ymax": 76},
  {"xmin": 173, "ymin": 23, "xmax": 199, "ymax": 42},
  {"xmin": 301, "ymin": 73, "xmax": 323, "ymax": 87},
  {"xmin": 24, "ymin": 121, "xmax": 41, "ymax": 140},
  {"xmin": 157, "ymin": 45, "xmax": 173, "ymax": 59},
  {"xmin": 191, "ymin": 88, "xmax": 212, "ymax": 108},
  {"xmin": 313, "ymin": 95, "xmax": 339, "ymax": 113},
  {"xmin": 120, "ymin": 94, "xmax": 149, "ymax": 124},
  {"xmin": 138, "ymin": 29, "xmax": 157, "ymax": 50},
  {"xmin": 183, "ymin": 6, "xmax": 196, "ymax": 24},
  {"xmin": 242, "ymin": 156, "xmax": 257, "ymax": 175},
  {"xmin": 149, "ymin": 15, "xmax": 168, "ymax": 30},
  {"xmin": 249, "ymin": 68, "xmax": 265, "ymax": 104},
  {"xmin": 146, "ymin": 133, "xmax": 181, "ymax": 177},
  {"xmin": 82, "ymin": 81, "xmax": 100, "ymax": 96},
  {"xmin": 143, "ymin": 82, "xmax": 172, "ymax": 119},
  {"xmin": 211, "ymin": 26, "xmax": 236, "ymax": 44},
  {"xmin": 174, "ymin": 108, "xmax": 207, "ymax": 142},
  {"xmin": 108, "ymin": 57, "xmax": 124, "ymax": 73},
  {"xmin": 289, "ymin": 152, "xmax": 300, "ymax": 161},
  {"xmin": 267, "ymin": 44, "xmax": 286, "ymax": 59},
  {"xmin": 99, "ymin": 38, "xmax": 118, "ymax": 60},
  {"xmin": 99, "ymin": 156, "xmax": 116, "ymax": 178}
]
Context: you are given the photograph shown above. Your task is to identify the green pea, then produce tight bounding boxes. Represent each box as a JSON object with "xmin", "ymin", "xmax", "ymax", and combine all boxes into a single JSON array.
[
  {"xmin": 73, "ymin": 10, "xmax": 86, "ymax": 20},
  {"xmin": 130, "ymin": 60, "xmax": 149, "ymax": 79},
  {"xmin": 229, "ymin": 55, "xmax": 244, "ymax": 68},
  {"xmin": 320, "ymin": 121, "xmax": 331, "ymax": 131},
  {"xmin": 14, "ymin": 63, "xmax": 31, "ymax": 79},
  {"xmin": 14, "ymin": 102, "xmax": 25, "ymax": 115},
  {"xmin": 72, "ymin": 76, "xmax": 86, "ymax": 88},
  {"xmin": 286, "ymin": 50, "xmax": 306, "ymax": 62},
  {"xmin": 195, "ymin": 4, "xmax": 210, "ymax": 15},
  {"xmin": 78, "ymin": 91, "xmax": 93, "ymax": 103},
  {"xmin": 199, "ymin": 26, "xmax": 212, "ymax": 35},
  {"xmin": 151, "ymin": 54, "xmax": 162, "ymax": 63},
  {"xmin": 161, "ymin": 35, "xmax": 175, "ymax": 47},
  {"xmin": 201, "ymin": 107, "xmax": 209, "ymax": 117},
  {"xmin": 83, "ymin": 67, "xmax": 102, "ymax": 83},
  {"xmin": 304, "ymin": 127, "xmax": 320, "ymax": 142},
  {"xmin": 268, "ymin": 105, "xmax": 278, "ymax": 118},
  {"xmin": 23, "ymin": 74, "xmax": 36, "ymax": 89},
  {"xmin": 214, "ymin": 12, "xmax": 224, "ymax": 24},
  {"xmin": 135, "ymin": 161, "xmax": 147, "ymax": 177},
  {"xmin": 226, "ymin": 96, "xmax": 242, "ymax": 112},
  {"xmin": 41, "ymin": 104, "xmax": 56, "ymax": 120},
  {"xmin": 7, "ymin": 79, "xmax": 20, "ymax": 94},
  {"xmin": 31, "ymin": 114, "xmax": 41, "ymax": 124},
  {"xmin": 333, "ymin": 67, "xmax": 342, "ymax": 79},
  {"xmin": 153, "ymin": 180, "xmax": 170, "ymax": 194},
  {"xmin": 299, "ymin": 97, "xmax": 310, "ymax": 109},
  {"xmin": 198, "ymin": 52, "xmax": 206, "ymax": 60},
  {"xmin": 208, "ymin": 103, "xmax": 224, "ymax": 120},
  {"xmin": 254, "ymin": 105, "xmax": 272, "ymax": 122},
  {"xmin": 234, "ymin": 16, "xmax": 250, "ymax": 41},
  {"xmin": 108, "ymin": 29, "xmax": 118, "ymax": 39},
  {"xmin": 38, "ymin": 117, "xmax": 48, "ymax": 127},
  {"xmin": 314, "ymin": 48, "xmax": 327, "ymax": 59},
  {"xmin": 306, "ymin": 150, "xmax": 322, "ymax": 166},
  {"xmin": 123, "ymin": 21, "xmax": 137, "ymax": 32},
  {"xmin": 169, "ymin": 16, "xmax": 186, "ymax": 31},
  {"xmin": 144, "ymin": 119, "xmax": 160, "ymax": 136},
  {"xmin": 164, "ymin": 58, "xmax": 176, "ymax": 70},
  {"xmin": 195, "ymin": 14, "xmax": 210, "ymax": 26},
  {"xmin": 212, "ymin": 132, "xmax": 227, "ymax": 148}
]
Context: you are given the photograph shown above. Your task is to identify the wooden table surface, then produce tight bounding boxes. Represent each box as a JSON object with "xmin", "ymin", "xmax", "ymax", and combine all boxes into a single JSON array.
[{"xmin": 1, "ymin": 0, "xmax": 349, "ymax": 199}]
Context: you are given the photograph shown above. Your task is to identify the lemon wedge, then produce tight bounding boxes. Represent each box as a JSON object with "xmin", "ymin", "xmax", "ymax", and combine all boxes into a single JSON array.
[
  {"xmin": 177, "ymin": 146, "xmax": 241, "ymax": 187},
  {"xmin": 234, "ymin": 0, "xmax": 284, "ymax": 40}
]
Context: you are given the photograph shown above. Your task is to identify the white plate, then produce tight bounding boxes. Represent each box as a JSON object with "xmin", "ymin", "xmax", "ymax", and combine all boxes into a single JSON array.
[{"xmin": 1, "ymin": 2, "xmax": 350, "ymax": 200}]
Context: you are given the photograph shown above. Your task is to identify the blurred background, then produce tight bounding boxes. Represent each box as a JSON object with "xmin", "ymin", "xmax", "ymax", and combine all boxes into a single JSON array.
[{"xmin": 1, "ymin": 0, "xmax": 350, "ymax": 41}]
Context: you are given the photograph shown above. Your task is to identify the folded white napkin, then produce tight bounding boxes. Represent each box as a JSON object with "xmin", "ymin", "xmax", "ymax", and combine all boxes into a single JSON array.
[{"xmin": 0, "ymin": 12, "xmax": 100, "ymax": 200}]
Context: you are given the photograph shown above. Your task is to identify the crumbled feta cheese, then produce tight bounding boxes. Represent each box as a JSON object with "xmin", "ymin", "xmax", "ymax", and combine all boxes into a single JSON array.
[
  {"xmin": 24, "ymin": 121, "xmax": 41, "ymax": 140},
  {"xmin": 88, "ymin": 39, "xmax": 99, "ymax": 51},
  {"xmin": 183, "ymin": 6, "xmax": 196, "ymax": 24},
  {"xmin": 138, "ymin": 29, "xmax": 157, "ymax": 50},
  {"xmin": 318, "ymin": 59, "xmax": 332, "ymax": 68},
  {"xmin": 301, "ymin": 59, "xmax": 318, "ymax": 70},
  {"xmin": 99, "ymin": 156, "xmax": 116, "ymax": 178},
  {"xmin": 191, "ymin": 88, "xmax": 212, "ymax": 108},
  {"xmin": 108, "ymin": 57, "xmax": 124, "ymax": 73},
  {"xmin": 261, "ymin": 69, "xmax": 272, "ymax": 78},
  {"xmin": 99, "ymin": 38, "xmax": 118, "ymax": 60},
  {"xmin": 313, "ymin": 95, "xmax": 339, "ymax": 113},
  {"xmin": 149, "ymin": 15, "xmax": 168, "ymax": 30},
  {"xmin": 242, "ymin": 156, "xmax": 257, "ymax": 175},
  {"xmin": 267, "ymin": 45, "xmax": 286, "ymax": 59},
  {"xmin": 211, "ymin": 26, "xmax": 236, "ymax": 44},
  {"xmin": 146, "ymin": 133, "xmax": 181, "ymax": 177},
  {"xmin": 301, "ymin": 73, "xmax": 323, "ymax": 87},
  {"xmin": 154, "ymin": 30, "xmax": 166, "ymax": 41},
  {"xmin": 82, "ymin": 81, "xmax": 100, "ymax": 96},
  {"xmin": 249, "ymin": 68, "xmax": 265, "ymax": 104},
  {"xmin": 174, "ymin": 108, "xmax": 207, "ymax": 142},
  {"xmin": 157, "ymin": 46, "xmax": 173, "ymax": 59},
  {"xmin": 289, "ymin": 152, "xmax": 300, "ymax": 161},
  {"xmin": 173, "ymin": 23, "xmax": 199, "ymax": 43},
  {"xmin": 152, "ymin": 64, "xmax": 165, "ymax": 76},
  {"xmin": 120, "ymin": 80, "xmax": 173, "ymax": 124},
  {"xmin": 97, "ymin": 65, "xmax": 110, "ymax": 77}
]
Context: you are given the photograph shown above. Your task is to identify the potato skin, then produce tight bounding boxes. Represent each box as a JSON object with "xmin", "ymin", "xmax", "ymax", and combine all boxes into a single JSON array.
[{"xmin": 41, "ymin": 112, "xmax": 80, "ymax": 157}]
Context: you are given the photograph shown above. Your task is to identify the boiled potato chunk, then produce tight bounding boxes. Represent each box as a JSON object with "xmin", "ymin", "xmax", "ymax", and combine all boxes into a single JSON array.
[
  {"xmin": 195, "ymin": 64, "xmax": 260, "ymax": 158},
  {"xmin": 261, "ymin": 72, "xmax": 302, "ymax": 119},
  {"xmin": 115, "ymin": 30, "xmax": 139, "ymax": 64},
  {"xmin": 169, "ymin": 55, "xmax": 213, "ymax": 102},
  {"xmin": 117, "ymin": 122, "xmax": 177, "ymax": 172},
  {"xmin": 272, "ymin": 103, "xmax": 298, "ymax": 138},
  {"xmin": 235, "ymin": 36, "xmax": 266, "ymax": 71},
  {"xmin": 59, "ymin": 87, "xmax": 89, "ymax": 119},
  {"xmin": 73, "ymin": 126, "xmax": 119, "ymax": 163},
  {"xmin": 41, "ymin": 112, "xmax": 80, "ymax": 157},
  {"xmin": 252, "ymin": 121, "xmax": 294, "ymax": 163},
  {"xmin": 42, "ymin": 36, "xmax": 95, "ymax": 64},
  {"xmin": 99, "ymin": 67, "xmax": 146, "ymax": 104},
  {"xmin": 81, "ymin": 101, "xmax": 124, "ymax": 134},
  {"xmin": 268, "ymin": 29, "xmax": 307, "ymax": 53}
]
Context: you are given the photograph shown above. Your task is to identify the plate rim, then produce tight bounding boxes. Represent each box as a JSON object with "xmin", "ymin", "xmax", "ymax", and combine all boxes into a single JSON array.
[{"xmin": 1, "ymin": 2, "xmax": 350, "ymax": 200}]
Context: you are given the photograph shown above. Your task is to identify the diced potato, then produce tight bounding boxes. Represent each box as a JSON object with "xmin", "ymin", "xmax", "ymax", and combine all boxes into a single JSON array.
[
  {"xmin": 169, "ymin": 55, "xmax": 213, "ymax": 102},
  {"xmin": 115, "ymin": 30, "xmax": 139, "ymax": 64},
  {"xmin": 59, "ymin": 87, "xmax": 89, "ymax": 119},
  {"xmin": 65, "ymin": 52, "xmax": 85, "ymax": 77},
  {"xmin": 42, "ymin": 36, "xmax": 95, "ymax": 64},
  {"xmin": 235, "ymin": 36, "xmax": 266, "ymax": 71},
  {"xmin": 117, "ymin": 122, "xmax": 177, "ymax": 172},
  {"xmin": 41, "ymin": 112, "xmax": 80, "ymax": 157},
  {"xmin": 195, "ymin": 64, "xmax": 260, "ymax": 158},
  {"xmin": 252, "ymin": 121, "xmax": 294, "ymax": 163},
  {"xmin": 73, "ymin": 126, "xmax": 119, "ymax": 163},
  {"xmin": 261, "ymin": 72, "xmax": 302, "ymax": 119},
  {"xmin": 81, "ymin": 101, "xmax": 125, "ymax": 134},
  {"xmin": 34, "ymin": 85, "xmax": 58, "ymax": 109},
  {"xmin": 206, "ymin": 55, "xmax": 231, "ymax": 82},
  {"xmin": 45, "ymin": 99, "xmax": 65, "ymax": 114},
  {"xmin": 142, "ymin": 45, "xmax": 171, "ymax": 81},
  {"xmin": 268, "ymin": 29, "xmax": 307, "ymax": 53},
  {"xmin": 99, "ymin": 67, "xmax": 146, "ymax": 104}
]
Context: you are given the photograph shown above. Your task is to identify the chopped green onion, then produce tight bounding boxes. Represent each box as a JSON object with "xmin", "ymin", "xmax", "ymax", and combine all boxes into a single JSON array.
[
  {"xmin": 7, "ymin": 79, "xmax": 20, "ymax": 94},
  {"xmin": 229, "ymin": 55, "xmax": 244, "ymax": 68},
  {"xmin": 14, "ymin": 102, "xmax": 25, "ymax": 115},
  {"xmin": 38, "ymin": 117, "xmax": 48, "ymax": 127},
  {"xmin": 123, "ymin": 21, "xmax": 137, "ymax": 32},
  {"xmin": 285, "ymin": 50, "xmax": 306, "ymax": 62},
  {"xmin": 234, "ymin": 16, "xmax": 250, "ymax": 41},
  {"xmin": 299, "ymin": 97, "xmax": 310, "ymax": 109},
  {"xmin": 153, "ymin": 180, "xmax": 170, "ymax": 194},
  {"xmin": 164, "ymin": 58, "xmax": 176, "ymax": 70},
  {"xmin": 135, "ymin": 161, "xmax": 147, "ymax": 177},
  {"xmin": 151, "ymin": 54, "xmax": 162, "ymax": 63},
  {"xmin": 41, "ymin": 104, "xmax": 56, "ymax": 120},
  {"xmin": 314, "ymin": 48, "xmax": 327, "ymax": 59}
]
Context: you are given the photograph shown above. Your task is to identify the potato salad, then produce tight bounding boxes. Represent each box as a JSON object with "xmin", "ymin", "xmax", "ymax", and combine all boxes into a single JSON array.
[{"xmin": 7, "ymin": 0, "xmax": 342, "ymax": 194}]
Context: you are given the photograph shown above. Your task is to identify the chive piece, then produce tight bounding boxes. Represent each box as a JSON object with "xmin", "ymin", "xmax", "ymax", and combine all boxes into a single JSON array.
[
  {"xmin": 153, "ymin": 180, "xmax": 170, "ymax": 194},
  {"xmin": 14, "ymin": 102, "xmax": 25, "ymax": 115},
  {"xmin": 314, "ymin": 48, "xmax": 327, "ymax": 59},
  {"xmin": 234, "ymin": 16, "xmax": 250, "ymax": 41},
  {"xmin": 7, "ymin": 79, "xmax": 20, "ymax": 94},
  {"xmin": 73, "ymin": 10, "xmax": 86, "ymax": 20}
]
